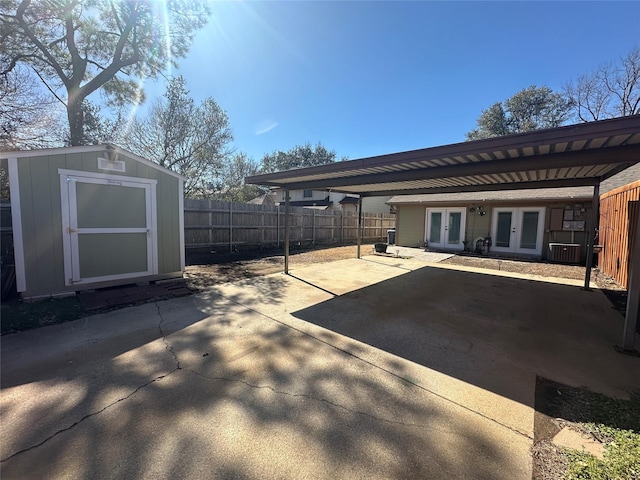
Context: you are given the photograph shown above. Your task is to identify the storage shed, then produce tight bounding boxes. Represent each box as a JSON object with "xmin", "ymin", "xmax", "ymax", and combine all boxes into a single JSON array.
[{"xmin": 2, "ymin": 145, "xmax": 185, "ymax": 299}]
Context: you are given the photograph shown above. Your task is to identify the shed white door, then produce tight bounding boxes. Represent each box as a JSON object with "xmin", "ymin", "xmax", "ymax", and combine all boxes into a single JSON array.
[
  {"xmin": 491, "ymin": 207, "xmax": 545, "ymax": 255},
  {"xmin": 425, "ymin": 208, "xmax": 466, "ymax": 250},
  {"xmin": 60, "ymin": 170, "xmax": 158, "ymax": 286}
]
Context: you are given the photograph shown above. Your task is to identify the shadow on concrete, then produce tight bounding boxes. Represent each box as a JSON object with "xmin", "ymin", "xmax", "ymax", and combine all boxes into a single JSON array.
[
  {"xmin": 291, "ymin": 264, "xmax": 640, "ymax": 407},
  {"xmin": 0, "ymin": 273, "xmax": 522, "ymax": 479}
]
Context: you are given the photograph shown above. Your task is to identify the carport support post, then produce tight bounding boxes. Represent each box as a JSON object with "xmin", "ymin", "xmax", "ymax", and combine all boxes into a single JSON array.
[
  {"xmin": 583, "ymin": 182, "xmax": 600, "ymax": 291},
  {"xmin": 622, "ymin": 208, "xmax": 640, "ymax": 351},
  {"xmin": 357, "ymin": 196, "xmax": 363, "ymax": 259},
  {"xmin": 284, "ymin": 189, "xmax": 290, "ymax": 274}
]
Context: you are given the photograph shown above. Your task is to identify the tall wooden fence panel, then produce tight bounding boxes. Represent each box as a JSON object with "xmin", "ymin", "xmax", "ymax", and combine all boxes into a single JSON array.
[
  {"xmin": 184, "ymin": 199, "xmax": 395, "ymax": 252},
  {"xmin": 598, "ymin": 181, "xmax": 640, "ymax": 288}
]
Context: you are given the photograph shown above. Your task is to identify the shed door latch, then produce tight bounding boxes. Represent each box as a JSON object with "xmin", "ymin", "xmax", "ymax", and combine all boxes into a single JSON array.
[{"xmin": 66, "ymin": 227, "xmax": 77, "ymax": 234}]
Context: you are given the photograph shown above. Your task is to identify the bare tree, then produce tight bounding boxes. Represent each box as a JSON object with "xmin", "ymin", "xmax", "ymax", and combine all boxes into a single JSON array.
[
  {"xmin": 124, "ymin": 76, "xmax": 233, "ymax": 197},
  {"xmin": 0, "ymin": 65, "xmax": 63, "ymax": 150},
  {"xmin": 213, "ymin": 153, "xmax": 263, "ymax": 202},
  {"xmin": 565, "ymin": 47, "xmax": 640, "ymax": 121}
]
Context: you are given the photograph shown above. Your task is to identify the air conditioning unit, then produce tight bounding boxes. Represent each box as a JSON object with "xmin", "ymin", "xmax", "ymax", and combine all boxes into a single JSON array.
[{"xmin": 548, "ymin": 243, "xmax": 581, "ymax": 264}]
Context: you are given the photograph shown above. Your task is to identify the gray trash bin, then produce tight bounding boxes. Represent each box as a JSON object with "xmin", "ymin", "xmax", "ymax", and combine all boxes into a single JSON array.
[{"xmin": 387, "ymin": 228, "xmax": 396, "ymax": 245}]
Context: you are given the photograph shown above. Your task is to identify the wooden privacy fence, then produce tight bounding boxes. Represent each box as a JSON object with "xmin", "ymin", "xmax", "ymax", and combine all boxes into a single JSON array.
[
  {"xmin": 598, "ymin": 180, "xmax": 640, "ymax": 288},
  {"xmin": 184, "ymin": 198, "xmax": 396, "ymax": 251}
]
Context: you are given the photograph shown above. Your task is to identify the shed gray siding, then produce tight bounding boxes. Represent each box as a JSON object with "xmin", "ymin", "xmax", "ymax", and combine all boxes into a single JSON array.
[{"xmin": 10, "ymin": 148, "xmax": 182, "ymax": 297}]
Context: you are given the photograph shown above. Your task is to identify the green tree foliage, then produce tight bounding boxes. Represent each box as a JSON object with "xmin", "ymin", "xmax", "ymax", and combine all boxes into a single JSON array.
[
  {"xmin": 63, "ymin": 100, "xmax": 123, "ymax": 146},
  {"xmin": 565, "ymin": 47, "xmax": 640, "ymax": 121},
  {"xmin": 260, "ymin": 142, "xmax": 343, "ymax": 173},
  {"xmin": 0, "ymin": 0, "xmax": 210, "ymax": 146},
  {"xmin": 124, "ymin": 76, "xmax": 233, "ymax": 197},
  {"xmin": 466, "ymin": 86, "xmax": 572, "ymax": 140}
]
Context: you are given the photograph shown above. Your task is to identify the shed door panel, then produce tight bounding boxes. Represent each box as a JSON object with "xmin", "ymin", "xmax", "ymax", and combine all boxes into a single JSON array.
[
  {"xmin": 76, "ymin": 183, "xmax": 146, "ymax": 228},
  {"xmin": 61, "ymin": 173, "xmax": 157, "ymax": 286}
]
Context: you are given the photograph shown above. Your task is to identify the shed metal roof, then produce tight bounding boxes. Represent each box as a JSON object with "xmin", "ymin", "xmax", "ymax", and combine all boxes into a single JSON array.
[
  {"xmin": 1, "ymin": 144, "xmax": 187, "ymax": 181},
  {"xmin": 247, "ymin": 117, "xmax": 640, "ymax": 196}
]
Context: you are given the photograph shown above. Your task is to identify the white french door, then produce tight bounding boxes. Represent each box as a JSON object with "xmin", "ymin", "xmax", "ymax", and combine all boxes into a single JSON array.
[
  {"xmin": 491, "ymin": 207, "xmax": 545, "ymax": 255},
  {"xmin": 425, "ymin": 208, "xmax": 466, "ymax": 250},
  {"xmin": 59, "ymin": 169, "xmax": 158, "ymax": 286}
]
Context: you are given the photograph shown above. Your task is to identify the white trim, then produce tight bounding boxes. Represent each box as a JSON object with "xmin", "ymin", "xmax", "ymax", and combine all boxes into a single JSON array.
[
  {"xmin": 7, "ymin": 157, "xmax": 26, "ymax": 292},
  {"xmin": 70, "ymin": 228, "xmax": 149, "ymax": 234},
  {"xmin": 1, "ymin": 145, "xmax": 186, "ymax": 181},
  {"xmin": 149, "ymin": 183, "xmax": 159, "ymax": 274},
  {"xmin": 59, "ymin": 170, "xmax": 158, "ymax": 285},
  {"xmin": 424, "ymin": 207, "xmax": 466, "ymax": 250},
  {"xmin": 58, "ymin": 168, "xmax": 157, "ymax": 185},
  {"xmin": 491, "ymin": 206, "xmax": 545, "ymax": 255},
  {"xmin": 60, "ymin": 174, "xmax": 73, "ymax": 286},
  {"xmin": 178, "ymin": 178, "xmax": 185, "ymax": 272},
  {"xmin": 72, "ymin": 270, "xmax": 156, "ymax": 286},
  {"xmin": 97, "ymin": 157, "xmax": 126, "ymax": 173}
]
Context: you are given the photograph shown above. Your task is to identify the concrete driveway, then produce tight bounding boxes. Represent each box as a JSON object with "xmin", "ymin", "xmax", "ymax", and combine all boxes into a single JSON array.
[{"xmin": 2, "ymin": 256, "xmax": 638, "ymax": 479}]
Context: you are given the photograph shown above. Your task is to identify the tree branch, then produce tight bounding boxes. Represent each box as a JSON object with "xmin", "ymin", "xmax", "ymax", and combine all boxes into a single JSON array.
[{"xmin": 14, "ymin": 0, "xmax": 71, "ymax": 88}]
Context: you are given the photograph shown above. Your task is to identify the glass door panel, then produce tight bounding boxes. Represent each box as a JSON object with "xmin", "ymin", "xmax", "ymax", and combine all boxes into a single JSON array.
[
  {"xmin": 519, "ymin": 211, "xmax": 540, "ymax": 250},
  {"xmin": 429, "ymin": 212, "xmax": 442, "ymax": 245},
  {"xmin": 495, "ymin": 212, "xmax": 513, "ymax": 248},
  {"xmin": 447, "ymin": 212, "xmax": 462, "ymax": 244}
]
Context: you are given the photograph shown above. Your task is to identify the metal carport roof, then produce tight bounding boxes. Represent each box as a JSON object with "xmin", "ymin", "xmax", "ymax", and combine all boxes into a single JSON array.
[
  {"xmin": 247, "ymin": 116, "xmax": 640, "ymax": 352},
  {"xmin": 247, "ymin": 116, "xmax": 639, "ymax": 196}
]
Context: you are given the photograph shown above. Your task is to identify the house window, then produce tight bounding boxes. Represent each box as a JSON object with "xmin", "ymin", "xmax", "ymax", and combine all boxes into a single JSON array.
[{"xmin": 303, "ymin": 189, "xmax": 313, "ymax": 198}]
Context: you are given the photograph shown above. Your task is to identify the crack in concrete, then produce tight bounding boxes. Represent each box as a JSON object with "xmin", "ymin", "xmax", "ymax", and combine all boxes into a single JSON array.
[
  {"xmin": 222, "ymin": 296, "xmax": 535, "ymax": 441},
  {"xmin": 0, "ymin": 369, "xmax": 179, "ymax": 463},
  {"xmin": 156, "ymin": 302, "xmax": 182, "ymax": 370},
  {"xmin": 1, "ymin": 302, "xmax": 184, "ymax": 464},
  {"xmin": 187, "ymin": 369, "xmax": 442, "ymax": 431}
]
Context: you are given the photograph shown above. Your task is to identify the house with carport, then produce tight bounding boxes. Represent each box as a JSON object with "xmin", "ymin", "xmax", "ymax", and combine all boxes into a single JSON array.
[{"xmin": 388, "ymin": 187, "xmax": 595, "ymax": 262}]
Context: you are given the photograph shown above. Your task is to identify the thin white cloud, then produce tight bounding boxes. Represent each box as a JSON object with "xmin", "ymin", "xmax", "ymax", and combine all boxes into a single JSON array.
[{"xmin": 255, "ymin": 119, "xmax": 279, "ymax": 135}]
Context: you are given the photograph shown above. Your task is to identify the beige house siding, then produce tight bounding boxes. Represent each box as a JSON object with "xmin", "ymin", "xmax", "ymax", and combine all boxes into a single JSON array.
[
  {"xmin": 394, "ymin": 200, "xmax": 594, "ymax": 261},
  {"xmin": 396, "ymin": 205, "xmax": 426, "ymax": 247}
]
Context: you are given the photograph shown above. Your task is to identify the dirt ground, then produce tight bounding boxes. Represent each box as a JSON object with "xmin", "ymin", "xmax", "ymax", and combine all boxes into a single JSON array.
[
  {"xmin": 185, "ymin": 244, "xmax": 623, "ymax": 290},
  {"xmin": 185, "ymin": 243, "xmax": 632, "ymax": 325},
  {"xmin": 185, "ymin": 244, "xmax": 371, "ymax": 289}
]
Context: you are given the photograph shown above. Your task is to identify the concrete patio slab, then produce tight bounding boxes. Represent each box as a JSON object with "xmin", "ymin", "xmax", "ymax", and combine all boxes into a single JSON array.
[{"xmin": 2, "ymin": 256, "xmax": 638, "ymax": 479}]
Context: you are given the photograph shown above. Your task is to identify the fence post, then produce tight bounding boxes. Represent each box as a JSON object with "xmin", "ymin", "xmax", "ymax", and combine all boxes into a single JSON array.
[
  {"xmin": 357, "ymin": 198, "xmax": 363, "ymax": 258},
  {"xmin": 209, "ymin": 200, "xmax": 213, "ymax": 246},
  {"xmin": 277, "ymin": 206, "xmax": 280, "ymax": 248},
  {"xmin": 332, "ymin": 211, "xmax": 335, "ymax": 243},
  {"xmin": 261, "ymin": 209, "xmax": 265, "ymax": 245},
  {"xmin": 229, "ymin": 201, "xmax": 233, "ymax": 253},
  {"xmin": 284, "ymin": 191, "xmax": 290, "ymax": 274},
  {"xmin": 312, "ymin": 208, "xmax": 316, "ymax": 245},
  {"xmin": 621, "ymin": 204, "xmax": 640, "ymax": 351},
  {"xmin": 340, "ymin": 210, "xmax": 344, "ymax": 244},
  {"xmin": 583, "ymin": 182, "xmax": 599, "ymax": 290}
]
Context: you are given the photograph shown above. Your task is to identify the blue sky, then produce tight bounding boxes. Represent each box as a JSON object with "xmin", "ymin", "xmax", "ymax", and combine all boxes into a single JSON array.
[{"xmin": 138, "ymin": 1, "xmax": 639, "ymax": 162}]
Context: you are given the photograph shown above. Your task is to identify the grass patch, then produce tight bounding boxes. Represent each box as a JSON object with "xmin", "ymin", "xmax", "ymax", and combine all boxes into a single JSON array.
[
  {"xmin": 562, "ymin": 392, "xmax": 640, "ymax": 479},
  {"xmin": 564, "ymin": 426, "xmax": 640, "ymax": 480},
  {"xmin": 1, "ymin": 296, "xmax": 86, "ymax": 335},
  {"xmin": 534, "ymin": 378, "xmax": 640, "ymax": 480}
]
